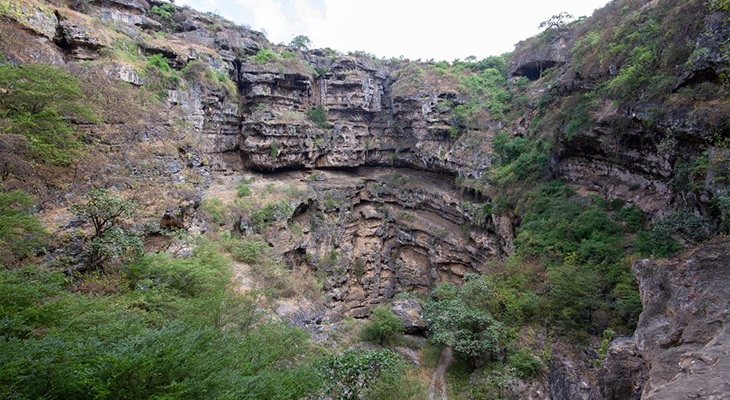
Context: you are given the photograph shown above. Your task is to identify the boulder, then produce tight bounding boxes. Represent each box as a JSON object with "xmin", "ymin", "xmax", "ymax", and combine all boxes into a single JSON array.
[{"xmin": 391, "ymin": 298, "xmax": 425, "ymax": 333}]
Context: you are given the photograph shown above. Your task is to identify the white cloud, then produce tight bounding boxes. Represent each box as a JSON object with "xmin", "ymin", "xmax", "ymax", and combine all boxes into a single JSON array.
[{"xmin": 176, "ymin": 0, "xmax": 610, "ymax": 60}]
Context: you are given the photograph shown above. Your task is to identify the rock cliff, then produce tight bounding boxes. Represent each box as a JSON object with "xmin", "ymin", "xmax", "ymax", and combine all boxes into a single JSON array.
[
  {"xmin": 601, "ymin": 238, "xmax": 730, "ymax": 400},
  {"xmin": 1, "ymin": 0, "xmax": 729, "ymax": 398}
]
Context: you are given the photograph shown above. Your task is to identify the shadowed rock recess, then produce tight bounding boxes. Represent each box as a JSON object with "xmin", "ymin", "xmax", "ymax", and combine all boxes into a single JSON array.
[{"xmin": 1, "ymin": 0, "xmax": 729, "ymax": 398}]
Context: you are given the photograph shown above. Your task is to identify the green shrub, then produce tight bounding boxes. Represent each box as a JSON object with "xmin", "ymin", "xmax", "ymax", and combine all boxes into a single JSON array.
[
  {"xmin": 634, "ymin": 210, "xmax": 710, "ymax": 258},
  {"xmin": 546, "ymin": 258, "xmax": 604, "ymax": 331},
  {"xmin": 0, "ymin": 247, "xmax": 322, "ymax": 400},
  {"xmin": 361, "ymin": 306, "xmax": 403, "ymax": 346},
  {"xmin": 143, "ymin": 54, "xmax": 180, "ymax": 99},
  {"xmin": 0, "ymin": 190, "xmax": 46, "ymax": 266},
  {"xmin": 182, "ymin": 60, "xmax": 236, "ymax": 96},
  {"xmin": 0, "ymin": 63, "xmax": 97, "ymax": 165},
  {"xmin": 423, "ymin": 276, "xmax": 509, "ymax": 366},
  {"xmin": 318, "ymin": 349, "xmax": 411, "ymax": 400},
  {"xmin": 70, "ymin": 189, "xmax": 141, "ymax": 272},
  {"xmin": 270, "ymin": 141, "xmax": 279, "ymax": 159},
  {"xmin": 149, "ymin": 3, "xmax": 177, "ymax": 29},
  {"xmin": 231, "ymin": 240, "xmax": 268, "ymax": 264},
  {"xmin": 252, "ymin": 49, "xmax": 278, "ymax": 64},
  {"xmin": 250, "ymin": 200, "xmax": 293, "ymax": 232},
  {"xmin": 352, "ymin": 259, "xmax": 365, "ymax": 279},
  {"xmin": 307, "ymin": 104, "xmax": 330, "ymax": 129},
  {"xmin": 508, "ymin": 348, "xmax": 544, "ymax": 379},
  {"xmin": 237, "ymin": 183, "xmax": 251, "ymax": 197},
  {"xmin": 201, "ymin": 198, "xmax": 226, "ymax": 225}
]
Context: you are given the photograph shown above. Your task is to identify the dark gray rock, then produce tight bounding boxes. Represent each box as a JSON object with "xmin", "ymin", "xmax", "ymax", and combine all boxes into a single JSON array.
[
  {"xmin": 390, "ymin": 298, "xmax": 425, "ymax": 333},
  {"xmin": 602, "ymin": 239, "xmax": 730, "ymax": 400}
]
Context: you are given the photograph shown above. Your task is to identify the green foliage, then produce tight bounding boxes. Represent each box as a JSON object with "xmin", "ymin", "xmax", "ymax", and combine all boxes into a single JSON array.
[
  {"xmin": 508, "ymin": 348, "xmax": 544, "ymax": 379},
  {"xmin": 250, "ymin": 200, "xmax": 293, "ymax": 232},
  {"xmin": 289, "ymin": 35, "xmax": 312, "ymax": 51},
  {"xmin": 489, "ymin": 133, "xmax": 551, "ymax": 186},
  {"xmin": 352, "ymin": 259, "xmax": 366, "ymax": 279},
  {"xmin": 70, "ymin": 189, "xmax": 140, "ymax": 272},
  {"xmin": 617, "ymin": 205, "xmax": 645, "ymax": 233},
  {"xmin": 253, "ymin": 48, "xmax": 278, "ymax": 64},
  {"xmin": 318, "ymin": 349, "xmax": 417, "ymax": 400},
  {"xmin": 270, "ymin": 141, "xmax": 279, "ymax": 159},
  {"xmin": 634, "ymin": 210, "xmax": 710, "ymax": 258},
  {"xmin": 182, "ymin": 60, "xmax": 237, "ymax": 96},
  {"xmin": 231, "ymin": 240, "xmax": 268, "ymax": 264},
  {"xmin": 361, "ymin": 306, "xmax": 403, "ymax": 346},
  {"xmin": 202, "ymin": 198, "xmax": 226, "ymax": 225},
  {"xmin": 423, "ymin": 275, "xmax": 509, "ymax": 366},
  {"xmin": 712, "ymin": 0, "xmax": 730, "ymax": 10},
  {"xmin": 515, "ymin": 181, "xmax": 642, "ymax": 331},
  {"xmin": 562, "ymin": 93, "xmax": 595, "ymax": 141},
  {"xmin": 598, "ymin": 328, "xmax": 617, "ymax": 360},
  {"xmin": 307, "ymin": 104, "xmax": 331, "ymax": 129},
  {"xmin": 237, "ymin": 183, "xmax": 252, "ymax": 197},
  {"xmin": 143, "ymin": 54, "xmax": 180, "ymax": 99},
  {"xmin": 149, "ymin": 3, "xmax": 177, "ymax": 29},
  {"xmin": 0, "ymin": 245, "xmax": 322, "ymax": 399},
  {"xmin": 539, "ymin": 12, "xmax": 574, "ymax": 30},
  {"xmin": 546, "ymin": 256, "xmax": 604, "ymax": 331},
  {"xmin": 0, "ymin": 63, "xmax": 97, "ymax": 165},
  {"xmin": 0, "ymin": 190, "xmax": 46, "ymax": 266}
]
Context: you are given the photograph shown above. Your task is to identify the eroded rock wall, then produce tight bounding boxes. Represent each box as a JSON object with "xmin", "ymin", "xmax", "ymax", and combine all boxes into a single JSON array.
[{"xmin": 601, "ymin": 239, "xmax": 730, "ymax": 400}]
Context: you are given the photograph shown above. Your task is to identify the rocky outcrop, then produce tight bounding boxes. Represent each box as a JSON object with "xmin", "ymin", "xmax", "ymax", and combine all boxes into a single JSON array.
[
  {"xmin": 391, "ymin": 298, "xmax": 426, "ymax": 333},
  {"xmin": 602, "ymin": 239, "xmax": 730, "ymax": 400},
  {"xmin": 251, "ymin": 168, "xmax": 503, "ymax": 320}
]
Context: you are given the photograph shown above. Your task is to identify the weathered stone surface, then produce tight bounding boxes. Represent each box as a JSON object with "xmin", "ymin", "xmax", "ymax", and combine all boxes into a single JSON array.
[
  {"xmin": 391, "ymin": 298, "xmax": 425, "ymax": 333},
  {"xmin": 602, "ymin": 239, "xmax": 730, "ymax": 400},
  {"xmin": 599, "ymin": 337, "xmax": 647, "ymax": 400}
]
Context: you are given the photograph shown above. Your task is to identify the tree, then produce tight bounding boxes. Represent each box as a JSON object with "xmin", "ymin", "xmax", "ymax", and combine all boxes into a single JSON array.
[
  {"xmin": 70, "ymin": 189, "xmax": 140, "ymax": 272},
  {"xmin": 539, "ymin": 12, "xmax": 574, "ymax": 31},
  {"xmin": 289, "ymin": 35, "xmax": 312, "ymax": 51},
  {"xmin": 361, "ymin": 306, "xmax": 403, "ymax": 346},
  {"xmin": 0, "ymin": 63, "xmax": 97, "ymax": 166},
  {"xmin": 423, "ymin": 276, "xmax": 508, "ymax": 367},
  {"xmin": 546, "ymin": 255, "xmax": 604, "ymax": 331},
  {"xmin": 0, "ymin": 190, "xmax": 46, "ymax": 266}
]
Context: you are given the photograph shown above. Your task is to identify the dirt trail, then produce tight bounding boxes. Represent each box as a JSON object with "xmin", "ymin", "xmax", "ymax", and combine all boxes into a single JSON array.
[{"xmin": 428, "ymin": 346, "xmax": 454, "ymax": 400}]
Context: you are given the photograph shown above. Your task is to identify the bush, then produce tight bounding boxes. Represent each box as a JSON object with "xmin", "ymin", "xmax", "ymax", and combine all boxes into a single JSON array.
[
  {"xmin": 270, "ymin": 141, "xmax": 279, "ymax": 159},
  {"xmin": 143, "ymin": 54, "xmax": 180, "ymax": 99},
  {"xmin": 149, "ymin": 3, "xmax": 177, "ymax": 29},
  {"xmin": 182, "ymin": 60, "xmax": 237, "ymax": 96},
  {"xmin": 0, "ymin": 63, "xmax": 97, "ymax": 165},
  {"xmin": 547, "ymin": 257, "xmax": 604, "ymax": 331},
  {"xmin": 0, "ymin": 249, "xmax": 322, "ymax": 400},
  {"xmin": 318, "ymin": 349, "xmax": 414, "ymax": 400},
  {"xmin": 237, "ymin": 183, "xmax": 251, "ymax": 197},
  {"xmin": 252, "ymin": 49, "xmax": 278, "ymax": 64},
  {"xmin": 361, "ymin": 306, "xmax": 403, "ymax": 346},
  {"xmin": 307, "ymin": 105, "xmax": 330, "ymax": 129},
  {"xmin": 508, "ymin": 348, "xmax": 544, "ymax": 379},
  {"xmin": 423, "ymin": 276, "xmax": 509, "ymax": 367},
  {"xmin": 231, "ymin": 240, "xmax": 268, "ymax": 264},
  {"xmin": 0, "ymin": 190, "xmax": 46, "ymax": 266},
  {"xmin": 201, "ymin": 198, "xmax": 226, "ymax": 225},
  {"xmin": 250, "ymin": 200, "xmax": 293, "ymax": 232},
  {"xmin": 70, "ymin": 189, "xmax": 141, "ymax": 272}
]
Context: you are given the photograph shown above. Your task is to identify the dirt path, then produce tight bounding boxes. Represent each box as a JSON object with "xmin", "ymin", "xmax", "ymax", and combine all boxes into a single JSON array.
[{"xmin": 428, "ymin": 346, "xmax": 454, "ymax": 400}]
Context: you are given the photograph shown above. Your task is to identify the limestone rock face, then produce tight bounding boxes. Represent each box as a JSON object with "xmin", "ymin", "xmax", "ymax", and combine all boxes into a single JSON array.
[
  {"xmin": 237, "ymin": 55, "xmax": 491, "ymax": 180},
  {"xmin": 391, "ymin": 299, "xmax": 425, "ymax": 333},
  {"xmin": 267, "ymin": 168, "xmax": 505, "ymax": 321},
  {"xmin": 602, "ymin": 239, "xmax": 730, "ymax": 400}
]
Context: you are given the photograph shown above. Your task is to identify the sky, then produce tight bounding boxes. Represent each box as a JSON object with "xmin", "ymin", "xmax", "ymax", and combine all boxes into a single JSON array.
[{"xmin": 175, "ymin": 0, "xmax": 611, "ymax": 61}]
